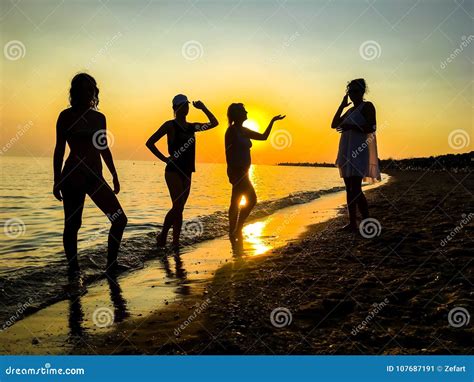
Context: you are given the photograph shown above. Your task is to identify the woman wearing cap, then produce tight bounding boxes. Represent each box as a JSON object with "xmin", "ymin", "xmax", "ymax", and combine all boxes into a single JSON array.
[
  {"xmin": 146, "ymin": 95, "xmax": 218, "ymax": 249},
  {"xmin": 331, "ymin": 78, "xmax": 380, "ymax": 231},
  {"xmin": 225, "ymin": 103, "xmax": 285, "ymax": 242}
]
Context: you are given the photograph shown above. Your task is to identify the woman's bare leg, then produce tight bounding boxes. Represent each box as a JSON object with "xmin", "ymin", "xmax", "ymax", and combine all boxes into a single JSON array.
[
  {"xmin": 343, "ymin": 177, "xmax": 358, "ymax": 229},
  {"xmin": 158, "ymin": 171, "xmax": 190, "ymax": 247},
  {"xmin": 62, "ymin": 189, "xmax": 86, "ymax": 271},
  {"xmin": 172, "ymin": 176, "xmax": 191, "ymax": 247},
  {"xmin": 352, "ymin": 177, "xmax": 369, "ymax": 219},
  {"xmin": 88, "ymin": 180, "xmax": 128, "ymax": 269},
  {"xmin": 235, "ymin": 178, "xmax": 257, "ymax": 234},
  {"xmin": 228, "ymin": 185, "xmax": 241, "ymax": 239}
]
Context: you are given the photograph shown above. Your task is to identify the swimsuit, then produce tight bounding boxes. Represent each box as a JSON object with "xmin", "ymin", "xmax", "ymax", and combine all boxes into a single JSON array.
[
  {"xmin": 166, "ymin": 120, "xmax": 196, "ymax": 176},
  {"xmin": 225, "ymin": 127, "xmax": 252, "ymax": 185}
]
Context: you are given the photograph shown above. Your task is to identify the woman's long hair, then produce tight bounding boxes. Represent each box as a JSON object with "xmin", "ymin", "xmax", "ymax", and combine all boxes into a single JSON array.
[
  {"xmin": 227, "ymin": 103, "xmax": 244, "ymax": 127},
  {"xmin": 69, "ymin": 73, "xmax": 99, "ymax": 110}
]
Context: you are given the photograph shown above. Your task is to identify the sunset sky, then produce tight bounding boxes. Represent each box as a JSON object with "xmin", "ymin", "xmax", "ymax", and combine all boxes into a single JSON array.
[{"xmin": 1, "ymin": 0, "xmax": 472, "ymax": 165}]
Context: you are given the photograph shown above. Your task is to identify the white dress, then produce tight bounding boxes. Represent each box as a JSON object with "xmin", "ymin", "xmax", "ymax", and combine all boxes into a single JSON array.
[{"xmin": 335, "ymin": 102, "xmax": 381, "ymax": 183}]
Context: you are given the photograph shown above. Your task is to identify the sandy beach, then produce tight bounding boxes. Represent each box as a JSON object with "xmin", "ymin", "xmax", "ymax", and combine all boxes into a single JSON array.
[
  {"xmin": 2, "ymin": 2, "xmax": 472, "ymax": 380},
  {"xmin": 0, "ymin": 174, "xmax": 360, "ymax": 354},
  {"xmin": 64, "ymin": 169, "xmax": 472, "ymax": 355}
]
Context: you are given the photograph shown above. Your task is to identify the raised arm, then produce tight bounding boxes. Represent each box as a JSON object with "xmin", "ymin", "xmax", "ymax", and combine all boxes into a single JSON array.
[
  {"xmin": 242, "ymin": 115, "xmax": 286, "ymax": 141},
  {"xmin": 53, "ymin": 112, "xmax": 67, "ymax": 201},
  {"xmin": 98, "ymin": 114, "xmax": 121, "ymax": 194},
  {"xmin": 145, "ymin": 121, "xmax": 170, "ymax": 163},
  {"xmin": 192, "ymin": 101, "xmax": 218, "ymax": 131},
  {"xmin": 331, "ymin": 94, "xmax": 351, "ymax": 129}
]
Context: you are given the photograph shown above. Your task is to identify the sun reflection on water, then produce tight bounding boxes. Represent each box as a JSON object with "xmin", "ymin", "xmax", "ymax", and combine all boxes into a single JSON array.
[{"xmin": 242, "ymin": 221, "xmax": 272, "ymax": 256}]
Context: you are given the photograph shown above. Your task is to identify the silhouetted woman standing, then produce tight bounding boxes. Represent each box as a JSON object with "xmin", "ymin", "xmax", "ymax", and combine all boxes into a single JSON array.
[
  {"xmin": 53, "ymin": 73, "xmax": 127, "ymax": 273},
  {"xmin": 331, "ymin": 78, "xmax": 380, "ymax": 231},
  {"xmin": 225, "ymin": 103, "xmax": 285, "ymax": 241},
  {"xmin": 146, "ymin": 95, "xmax": 218, "ymax": 249}
]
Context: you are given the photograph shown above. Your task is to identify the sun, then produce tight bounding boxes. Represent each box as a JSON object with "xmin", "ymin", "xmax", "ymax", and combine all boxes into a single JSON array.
[{"xmin": 243, "ymin": 119, "xmax": 260, "ymax": 132}]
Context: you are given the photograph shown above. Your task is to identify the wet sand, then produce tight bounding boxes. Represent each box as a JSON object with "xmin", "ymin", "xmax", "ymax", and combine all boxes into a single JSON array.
[
  {"xmin": 177, "ymin": 170, "xmax": 472, "ymax": 355},
  {"xmin": 1, "ymin": 180, "xmax": 376, "ymax": 354},
  {"xmin": 79, "ymin": 170, "xmax": 472, "ymax": 355},
  {"xmin": 0, "ymin": 183, "xmax": 347, "ymax": 327},
  {"xmin": 2, "ymin": 170, "xmax": 472, "ymax": 355}
]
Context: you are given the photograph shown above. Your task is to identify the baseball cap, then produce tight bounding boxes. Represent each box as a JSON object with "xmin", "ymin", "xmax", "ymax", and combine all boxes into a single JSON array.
[{"xmin": 172, "ymin": 94, "xmax": 189, "ymax": 107}]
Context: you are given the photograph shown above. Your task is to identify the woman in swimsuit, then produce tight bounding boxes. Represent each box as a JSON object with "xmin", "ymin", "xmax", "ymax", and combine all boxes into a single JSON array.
[
  {"xmin": 331, "ymin": 78, "xmax": 380, "ymax": 231},
  {"xmin": 53, "ymin": 73, "xmax": 128, "ymax": 273},
  {"xmin": 225, "ymin": 103, "xmax": 285, "ymax": 242},
  {"xmin": 146, "ymin": 94, "xmax": 218, "ymax": 249}
]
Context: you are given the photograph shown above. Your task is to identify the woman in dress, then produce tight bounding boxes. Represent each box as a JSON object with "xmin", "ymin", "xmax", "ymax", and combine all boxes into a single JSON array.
[
  {"xmin": 225, "ymin": 103, "xmax": 285, "ymax": 242},
  {"xmin": 146, "ymin": 94, "xmax": 218, "ymax": 249},
  {"xmin": 53, "ymin": 73, "xmax": 127, "ymax": 273},
  {"xmin": 331, "ymin": 78, "xmax": 381, "ymax": 231}
]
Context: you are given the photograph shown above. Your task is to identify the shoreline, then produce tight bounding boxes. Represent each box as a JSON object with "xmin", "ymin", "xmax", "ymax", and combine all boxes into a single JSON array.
[
  {"xmin": 1, "ymin": 179, "xmax": 380, "ymax": 354},
  {"xmin": 2, "ymin": 170, "xmax": 471, "ymax": 355},
  {"xmin": 0, "ymin": 181, "xmax": 348, "ymax": 327},
  {"xmin": 79, "ymin": 170, "xmax": 472, "ymax": 355}
]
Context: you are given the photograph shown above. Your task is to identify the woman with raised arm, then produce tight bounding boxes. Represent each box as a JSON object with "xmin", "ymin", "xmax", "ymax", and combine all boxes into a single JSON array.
[
  {"xmin": 225, "ymin": 103, "xmax": 285, "ymax": 242},
  {"xmin": 331, "ymin": 78, "xmax": 381, "ymax": 232},
  {"xmin": 146, "ymin": 95, "xmax": 218, "ymax": 250},
  {"xmin": 53, "ymin": 73, "xmax": 128, "ymax": 274}
]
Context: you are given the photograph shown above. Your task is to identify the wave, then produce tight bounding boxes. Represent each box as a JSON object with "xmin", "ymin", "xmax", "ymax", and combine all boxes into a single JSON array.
[{"xmin": 0, "ymin": 186, "xmax": 345, "ymax": 326}]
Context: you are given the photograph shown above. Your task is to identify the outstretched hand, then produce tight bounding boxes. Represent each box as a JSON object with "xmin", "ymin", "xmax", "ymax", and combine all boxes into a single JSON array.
[
  {"xmin": 272, "ymin": 114, "xmax": 286, "ymax": 122},
  {"xmin": 192, "ymin": 100, "xmax": 206, "ymax": 110}
]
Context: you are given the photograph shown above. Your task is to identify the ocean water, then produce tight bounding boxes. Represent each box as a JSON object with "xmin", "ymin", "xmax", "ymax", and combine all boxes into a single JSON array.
[{"xmin": 0, "ymin": 156, "xmax": 345, "ymax": 322}]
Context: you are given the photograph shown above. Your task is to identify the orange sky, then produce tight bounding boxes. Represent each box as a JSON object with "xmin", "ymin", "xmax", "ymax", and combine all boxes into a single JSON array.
[{"xmin": 1, "ymin": 1, "xmax": 472, "ymax": 164}]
